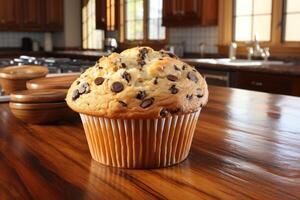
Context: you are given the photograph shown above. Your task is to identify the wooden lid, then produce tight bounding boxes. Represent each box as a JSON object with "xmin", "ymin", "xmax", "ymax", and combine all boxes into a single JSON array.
[
  {"xmin": 26, "ymin": 73, "xmax": 79, "ymax": 90},
  {"xmin": 0, "ymin": 65, "xmax": 48, "ymax": 80},
  {"xmin": 10, "ymin": 89, "xmax": 67, "ymax": 103}
]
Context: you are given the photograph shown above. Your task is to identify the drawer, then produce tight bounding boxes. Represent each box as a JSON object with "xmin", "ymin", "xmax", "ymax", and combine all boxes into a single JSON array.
[{"xmin": 235, "ymin": 72, "xmax": 293, "ymax": 95}]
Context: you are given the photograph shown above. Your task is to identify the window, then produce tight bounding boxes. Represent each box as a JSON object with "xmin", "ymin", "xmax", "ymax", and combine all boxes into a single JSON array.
[
  {"xmin": 284, "ymin": 0, "xmax": 300, "ymax": 41},
  {"xmin": 121, "ymin": 0, "xmax": 166, "ymax": 42},
  {"xmin": 234, "ymin": 0, "xmax": 272, "ymax": 41},
  {"xmin": 219, "ymin": 0, "xmax": 300, "ymax": 56},
  {"xmin": 82, "ymin": 0, "xmax": 105, "ymax": 49},
  {"xmin": 148, "ymin": 0, "xmax": 165, "ymax": 40},
  {"xmin": 125, "ymin": 0, "xmax": 144, "ymax": 40}
]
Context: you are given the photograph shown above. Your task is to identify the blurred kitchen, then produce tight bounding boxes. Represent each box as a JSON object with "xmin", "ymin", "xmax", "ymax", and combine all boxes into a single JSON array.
[{"xmin": 1, "ymin": 0, "xmax": 300, "ymax": 96}]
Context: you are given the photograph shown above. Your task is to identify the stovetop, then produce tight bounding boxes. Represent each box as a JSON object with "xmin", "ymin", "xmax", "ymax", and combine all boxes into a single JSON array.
[
  {"xmin": 0, "ymin": 55, "xmax": 96, "ymax": 73},
  {"xmin": 0, "ymin": 55, "xmax": 95, "ymax": 102}
]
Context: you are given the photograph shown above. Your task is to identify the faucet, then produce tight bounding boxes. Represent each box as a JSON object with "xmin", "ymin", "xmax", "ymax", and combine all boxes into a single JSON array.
[{"xmin": 247, "ymin": 35, "xmax": 270, "ymax": 61}]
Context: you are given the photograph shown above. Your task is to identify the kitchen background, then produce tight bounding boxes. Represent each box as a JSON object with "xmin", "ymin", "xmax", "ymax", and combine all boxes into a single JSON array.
[{"xmin": 1, "ymin": 0, "xmax": 300, "ymax": 97}]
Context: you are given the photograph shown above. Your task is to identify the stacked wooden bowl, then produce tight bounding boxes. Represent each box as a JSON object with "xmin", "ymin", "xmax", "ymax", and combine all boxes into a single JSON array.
[
  {"xmin": 8, "ymin": 73, "xmax": 80, "ymax": 124},
  {"xmin": 0, "ymin": 65, "xmax": 48, "ymax": 94}
]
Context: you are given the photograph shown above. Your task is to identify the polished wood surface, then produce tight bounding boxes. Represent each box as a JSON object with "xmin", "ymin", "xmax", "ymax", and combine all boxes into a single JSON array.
[
  {"xmin": 10, "ymin": 89, "xmax": 67, "ymax": 103},
  {"xmin": 26, "ymin": 74, "xmax": 79, "ymax": 90},
  {"xmin": 8, "ymin": 102, "xmax": 73, "ymax": 124},
  {"xmin": 0, "ymin": 86, "xmax": 299, "ymax": 199}
]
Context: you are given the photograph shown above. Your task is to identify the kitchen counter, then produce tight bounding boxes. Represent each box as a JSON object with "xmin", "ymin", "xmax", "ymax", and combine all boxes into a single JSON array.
[
  {"xmin": 183, "ymin": 58, "xmax": 300, "ymax": 76},
  {"xmin": 1, "ymin": 86, "xmax": 299, "ymax": 199},
  {"xmin": 0, "ymin": 50, "xmax": 106, "ymax": 61}
]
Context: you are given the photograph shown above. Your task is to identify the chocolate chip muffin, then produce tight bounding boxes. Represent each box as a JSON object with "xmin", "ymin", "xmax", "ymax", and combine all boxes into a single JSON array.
[
  {"xmin": 66, "ymin": 47, "xmax": 208, "ymax": 119},
  {"xmin": 66, "ymin": 47, "xmax": 208, "ymax": 168}
]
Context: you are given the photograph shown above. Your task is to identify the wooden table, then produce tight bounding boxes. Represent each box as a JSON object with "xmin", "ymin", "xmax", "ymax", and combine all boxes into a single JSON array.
[{"xmin": 1, "ymin": 86, "xmax": 299, "ymax": 200}]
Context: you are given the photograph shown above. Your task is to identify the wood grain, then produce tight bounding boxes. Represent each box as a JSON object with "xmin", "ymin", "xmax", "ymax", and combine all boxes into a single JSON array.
[{"xmin": 0, "ymin": 86, "xmax": 300, "ymax": 200}]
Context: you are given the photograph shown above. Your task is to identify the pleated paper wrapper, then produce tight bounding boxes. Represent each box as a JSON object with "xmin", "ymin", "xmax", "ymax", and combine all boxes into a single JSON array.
[{"xmin": 80, "ymin": 110, "xmax": 201, "ymax": 168}]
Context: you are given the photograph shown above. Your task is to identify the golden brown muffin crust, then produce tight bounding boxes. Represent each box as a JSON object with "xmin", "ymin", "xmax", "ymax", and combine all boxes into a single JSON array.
[{"xmin": 66, "ymin": 47, "xmax": 208, "ymax": 119}]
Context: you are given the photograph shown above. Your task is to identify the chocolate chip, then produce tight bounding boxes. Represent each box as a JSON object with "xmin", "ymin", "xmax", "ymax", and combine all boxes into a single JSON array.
[
  {"xmin": 153, "ymin": 77, "xmax": 158, "ymax": 84},
  {"xmin": 136, "ymin": 90, "xmax": 146, "ymax": 100},
  {"xmin": 85, "ymin": 85, "xmax": 90, "ymax": 94},
  {"xmin": 197, "ymin": 94, "xmax": 203, "ymax": 98},
  {"xmin": 121, "ymin": 63, "xmax": 127, "ymax": 68},
  {"xmin": 140, "ymin": 97, "xmax": 154, "ymax": 108},
  {"xmin": 187, "ymin": 72, "xmax": 198, "ymax": 83},
  {"xmin": 138, "ymin": 59, "xmax": 146, "ymax": 67},
  {"xmin": 167, "ymin": 75, "xmax": 178, "ymax": 82},
  {"xmin": 94, "ymin": 77, "xmax": 105, "ymax": 85},
  {"xmin": 167, "ymin": 52, "xmax": 176, "ymax": 58},
  {"xmin": 111, "ymin": 82, "xmax": 124, "ymax": 93},
  {"xmin": 78, "ymin": 84, "xmax": 86, "ymax": 94},
  {"xmin": 186, "ymin": 94, "xmax": 193, "ymax": 100},
  {"xmin": 139, "ymin": 47, "xmax": 148, "ymax": 60},
  {"xmin": 118, "ymin": 101, "xmax": 127, "ymax": 107},
  {"xmin": 122, "ymin": 71, "xmax": 131, "ymax": 83},
  {"xmin": 174, "ymin": 65, "xmax": 180, "ymax": 71},
  {"xmin": 169, "ymin": 85, "xmax": 178, "ymax": 94},
  {"xmin": 158, "ymin": 58, "xmax": 163, "ymax": 60},
  {"xmin": 182, "ymin": 65, "xmax": 186, "ymax": 70},
  {"xmin": 160, "ymin": 108, "xmax": 168, "ymax": 117},
  {"xmin": 72, "ymin": 89, "xmax": 80, "ymax": 100},
  {"xmin": 98, "ymin": 66, "xmax": 103, "ymax": 69},
  {"xmin": 76, "ymin": 80, "xmax": 80, "ymax": 85}
]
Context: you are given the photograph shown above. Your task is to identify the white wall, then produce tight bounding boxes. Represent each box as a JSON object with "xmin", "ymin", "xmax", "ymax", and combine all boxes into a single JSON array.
[{"xmin": 53, "ymin": 0, "xmax": 81, "ymax": 48}]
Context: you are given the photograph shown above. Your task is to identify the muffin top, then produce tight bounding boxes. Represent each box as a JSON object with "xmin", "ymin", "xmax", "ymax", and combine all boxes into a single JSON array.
[{"xmin": 66, "ymin": 47, "xmax": 208, "ymax": 119}]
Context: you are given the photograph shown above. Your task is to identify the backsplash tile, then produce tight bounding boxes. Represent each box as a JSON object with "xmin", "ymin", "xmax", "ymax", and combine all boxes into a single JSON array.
[
  {"xmin": 0, "ymin": 32, "xmax": 45, "ymax": 48},
  {"xmin": 169, "ymin": 26, "xmax": 218, "ymax": 54}
]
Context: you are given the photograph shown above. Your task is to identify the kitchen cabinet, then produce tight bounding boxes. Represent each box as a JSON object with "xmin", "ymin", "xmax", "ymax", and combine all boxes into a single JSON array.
[
  {"xmin": 196, "ymin": 68, "xmax": 230, "ymax": 87},
  {"xmin": 162, "ymin": 0, "xmax": 218, "ymax": 27},
  {"xmin": 95, "ymin": 0, "xmax": 106, "ymax": 30},
  {"xmin": 44, "ymin": 0, "xmax": 64, "ymax": 31},
  {"xmin": 0, "ymin": 0, "xmax": 63, "ymax": 31},
  {"xmin": 22, "ymin": 0, "xmax": 43, "ymax": 30},
  {"xmin": 96, "ymin": 0, "xmax": 118, "ymax": 30},
  {"xmin": 234, "ymin": 72, "xmax": 300, "ymax": 96},
  {"xmin": 0, "ymin": 0, "xmax": 21, "ymax": 30}
]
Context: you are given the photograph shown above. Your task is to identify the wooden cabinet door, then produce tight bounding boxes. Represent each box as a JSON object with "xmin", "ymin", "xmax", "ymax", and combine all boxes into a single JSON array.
[
  {"xmin": 182, "ymin": 0, "xmax": 200, "ymax": 18},
  {"xmin": 95, "ymin": 0, "xmax": 106, "ymax": 29},
  {"xmin": 0, "ymin": 0, "xmax": 21, "ymax": 30},
  {"xmin": 22, "ymin": 0, "xmax": 43, "ymax": 30},
  {"xmin": 44, "ymin": 0, "xmax": 64, "ymax": 31},
  {"xmin": 162, "ymin": 0, "xmax": 218, "ymax": 27},
  {"xmin": 235, "ymin": 72, "xmax": 293, "ymax": 95},
  {"xmin": 162, "ymin": 0, "xmax": 184, "ymax": 26},
  {"xmin": 201, "ymin": 0, "xmax": 218, "ymax": 25}
]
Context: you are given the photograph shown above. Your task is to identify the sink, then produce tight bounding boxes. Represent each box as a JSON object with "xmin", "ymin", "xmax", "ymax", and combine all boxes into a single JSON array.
[{"xmin": 184, "ymin": 58, "xmax": 288, "ymax": 66}]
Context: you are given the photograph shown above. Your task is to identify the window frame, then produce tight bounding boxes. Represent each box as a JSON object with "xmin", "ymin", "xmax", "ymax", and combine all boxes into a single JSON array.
[
  {"xmin": 119, "ymin": 0, "xmax": 168, "ymax": 47},
  {"xmin": 218, "ymin": 0, "xmax": 300, "ymax": 57},
  {"xmin": 232, "ymin": 0, "xmax": 273, "ymax": 42}
]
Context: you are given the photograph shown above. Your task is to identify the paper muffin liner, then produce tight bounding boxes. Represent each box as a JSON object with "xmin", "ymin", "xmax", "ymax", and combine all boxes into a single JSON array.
[{"xmin": 80, "ymin": 110, "xmax": 201, "ymax": 168}]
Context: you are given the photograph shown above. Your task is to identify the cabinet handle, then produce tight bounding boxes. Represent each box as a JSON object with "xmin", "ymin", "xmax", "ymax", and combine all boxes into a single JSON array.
[
  {"xmin": 251, "ymin": 81, "xmax": 263, "ymax": 86},
  {"xmin": 101, "ymin": 18, "xmax": 105, "ymax": 22},
  {"xmin": 1, "ymin": 19, "xmax": 5, "ymax": 23}
]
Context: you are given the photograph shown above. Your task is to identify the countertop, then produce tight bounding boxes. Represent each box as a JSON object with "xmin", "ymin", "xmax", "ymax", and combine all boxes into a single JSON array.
[
  {"xmin": 183, "ymin": 58, "xmax": 300, "ymax": 76},
  {"xmin": 1, "ymin": 50, "xmax": 300, "ymax": 76},
  {"xmin": 1, "ymin": 86, "xmax": 300, "ymax": 199}
]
